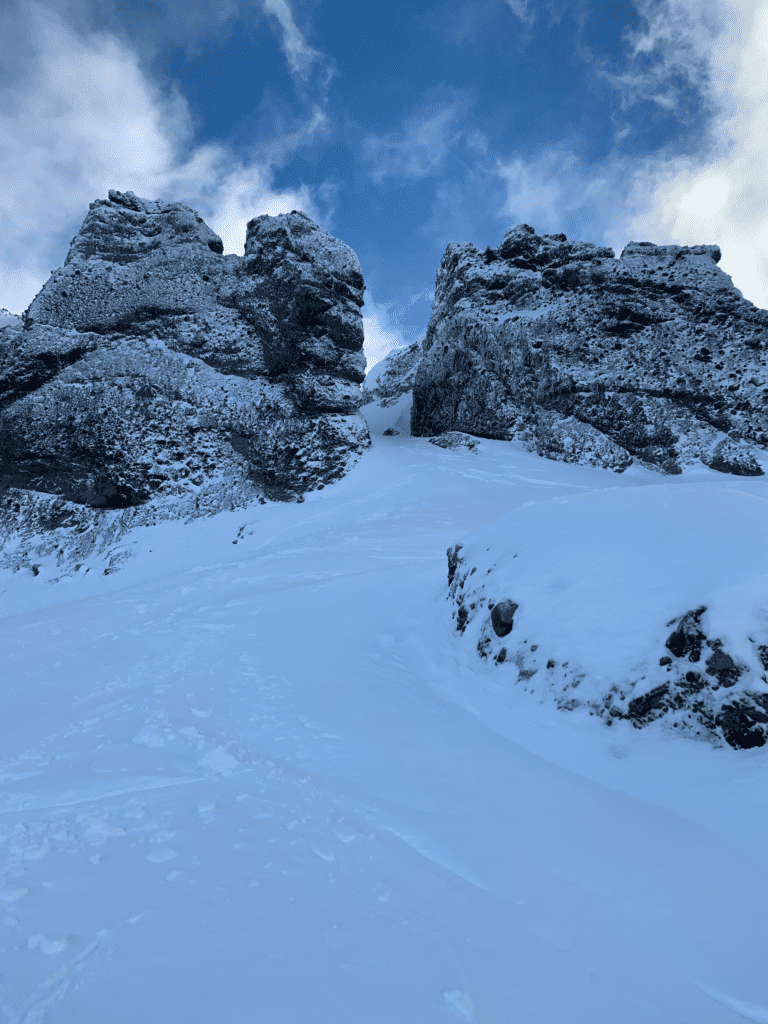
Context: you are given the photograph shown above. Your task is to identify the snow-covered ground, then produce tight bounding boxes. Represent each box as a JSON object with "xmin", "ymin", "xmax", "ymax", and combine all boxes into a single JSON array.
[{"xmin": 3, "ymin": 432, "xmax": 768, "ymax": 1024}]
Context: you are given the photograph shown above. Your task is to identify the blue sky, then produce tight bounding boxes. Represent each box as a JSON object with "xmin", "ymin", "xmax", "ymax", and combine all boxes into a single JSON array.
[{"xmin": 1, "ymin": 0, "xmax": 766, "ymax": 363}]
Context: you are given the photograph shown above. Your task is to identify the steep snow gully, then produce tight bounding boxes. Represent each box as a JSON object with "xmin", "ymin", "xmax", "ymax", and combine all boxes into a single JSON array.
[{"xmin": 2, "ymin": 208, "xmax": 768, "ymax": 1023}]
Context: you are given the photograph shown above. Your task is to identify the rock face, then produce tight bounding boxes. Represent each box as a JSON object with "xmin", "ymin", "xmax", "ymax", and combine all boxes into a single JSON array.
[
  {"xmin": 446, "ymin": 485, "xmax": 768, "ymax": 750},
  {"xmin": 412, "ymin": 225, "xmax": 768, "ymax": 475},
  {"xmin": 0, "ymin": 190, "xmax": 368, "ymax": 514}
]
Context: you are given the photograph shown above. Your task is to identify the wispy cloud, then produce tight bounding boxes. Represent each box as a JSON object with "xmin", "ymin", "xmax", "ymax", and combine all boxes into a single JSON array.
[
  {"xmin": 260, "ymin": 0, "xmax": 335, "ymax": 89},
  {"xmin": 625, "ymin": 0, "xmax": 768, "ymax": 308},
  {"xmin": 601, "ymin": 0, "xmax": 741, "ymax": 115},
  {"xmin": 361, "ymin": 287, "xmax": 436, "ymax": 370},
  {"xmin": 363, "ymin": 92, "xmax": 472, "ymax": 184},
  {"xmin": 362, "ymin": 294, "xmax": 407, "ymax": 370},
  {"xmin": 491, "ymin": 0, "xmax": 768, "ymax": 310},
  {"xmin": 0, "ymin": 1, "xmax": 326, "ymax": 312},
  {"xmin": 503, "ymin": 0, "xmax": 532, "ymax": 23}
]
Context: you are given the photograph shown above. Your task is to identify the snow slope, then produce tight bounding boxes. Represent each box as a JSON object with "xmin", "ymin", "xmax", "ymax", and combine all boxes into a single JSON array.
[
  {"xmin": 446, "ymin": 482, "xmax": 768, "ymax": 746},
  {"xmin": 3, "ymin": 435, "xmax": 768, "ymax": 1024}
]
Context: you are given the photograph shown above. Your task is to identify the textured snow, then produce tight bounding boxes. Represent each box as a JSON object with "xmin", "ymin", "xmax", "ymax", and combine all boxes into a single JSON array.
[
  {"xmin": 446, "ymin": 480, "xmax": 768, "ymax": 744},
  {"xmin": 2, "ymin": 434, "xmax": 768, "ymax": 1022},
  {"xmin": 454, "ymin": 484, "xmax": 768, "ymax": 678}
]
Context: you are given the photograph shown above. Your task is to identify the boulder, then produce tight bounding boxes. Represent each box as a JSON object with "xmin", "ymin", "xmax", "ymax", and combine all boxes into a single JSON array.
[
  {"xmin": 412, "ymin": 224, "xmax": 768, "ymax": 475},
  {"xmin": 428, "ymin": 431, "xmax": 479, "ymax": 451},
  {"xmin": 0, "ymin": 190, "xmax": 369, "ymax": 515}
]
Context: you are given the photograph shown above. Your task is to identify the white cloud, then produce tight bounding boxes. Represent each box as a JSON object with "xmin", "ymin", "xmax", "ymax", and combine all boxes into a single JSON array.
[
  {"xmin": 260, "ymin": 0, "xmax": 334, "ymax": 87},
  {"xmin": 503, "ymin": 0, "xmax": 532, "ymax": 23},
  {"xmin": 166, "ymin": 148, "xmax": 320, "ymax": 258},
  {"xmin": 495, "ymin": 0, "xmax": 768, "ymax": 310},
  {"xmin": 0, "ymin": 2, "xmax": 323, "ymax": 312},
  {"xmin": 602, "ymin": 0, "xmax": 741, "ymax": 113},
  {"xmin": 624, "ymin": 0, "xmax": 768, "ymax": 308},
  {"xmin": 361, "ymin": 294, "xmax": 407, "ymax": 371},
  {"xmin": 363, "ymin": 93, "xmax": 470, "ymax": 184}
]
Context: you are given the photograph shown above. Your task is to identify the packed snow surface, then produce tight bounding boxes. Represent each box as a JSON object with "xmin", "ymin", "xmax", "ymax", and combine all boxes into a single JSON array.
[
  {"xmin": 450, "ymin": 479, "xmax": 768, "ymax": 688},
  {"xmin": 3, "ymin": 433, "xmax": 768, "ymax": 1023}
]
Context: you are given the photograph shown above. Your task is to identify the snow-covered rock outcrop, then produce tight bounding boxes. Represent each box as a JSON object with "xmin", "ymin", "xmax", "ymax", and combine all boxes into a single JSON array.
[
  {"xmin": 360, "ymin": 340, "xmax": 420, "ymax": 435},
  {"xmin": 413, "ymin": 225, "xmax": 768, "ymax": 475},
  {"xmin": 0, "ymin": 308, "xmax": 22, "ymax": 331},
  {"xmin": 447, "ymin": 485, "xmax": 768, "ymax": 748},
  {"xmin": 0, "ymin": 190, "xmax": 369, "ymax": 516}
]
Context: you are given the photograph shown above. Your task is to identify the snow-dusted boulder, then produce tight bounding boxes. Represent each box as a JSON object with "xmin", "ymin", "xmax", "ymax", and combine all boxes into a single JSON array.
[
  {"xmin": 447, "ymin": 485, "xmax": 768, "ymax": 749},
  {"xmin": 413, "ymin": 225, "xmax": 768, "ymax": 475},
  {"xmin": 360, "ymin": 340, "xmax": 421, "ymax": 435},
  {"xmin": 0, "ymin": 190, "xmax": 369, "ymax": 514}
]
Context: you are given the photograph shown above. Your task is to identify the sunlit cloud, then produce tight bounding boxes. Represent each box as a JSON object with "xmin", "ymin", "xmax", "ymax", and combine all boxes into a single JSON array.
[
  {"xmin": 494, "ymin": 0, "xmax": 768, "ymax": 310},
  {"xmin": 601, "ymin": 0, "xmax": 741, "ymax": 114},
  {"xmin": 624, "ymin": 0, "xmax": 768, "ymax": 307},
  {"xmin": 260, "ymin": 0, "xmax": 324, "ymax": 79},
  {"xmin": 362, "ymin": 294, "xmax": 407, "ymax": 371},
  {"xmin": 259, "ymin": 0, "xmax": 335, "ymax": 93},
  {"xmin": 0, "ymin": 1, "xmax": 326, "ymax": 311}
]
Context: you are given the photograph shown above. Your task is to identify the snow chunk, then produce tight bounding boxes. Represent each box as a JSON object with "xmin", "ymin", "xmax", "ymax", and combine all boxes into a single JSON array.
[{"xmin": 198, "ymin": 746, "xmax": 239, "ymax": 774}]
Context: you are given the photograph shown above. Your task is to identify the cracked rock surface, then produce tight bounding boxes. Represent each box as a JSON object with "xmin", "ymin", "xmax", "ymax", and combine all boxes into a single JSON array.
[
  {"xmin": 0, "ymin": 190, "xmax": 369, "ymax": 525},
  {"xmin": 412, "ymin": 224, "xmax": 768, "ymax": 475}
]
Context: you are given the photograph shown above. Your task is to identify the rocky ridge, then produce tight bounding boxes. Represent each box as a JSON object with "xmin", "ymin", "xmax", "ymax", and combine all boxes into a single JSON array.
[
  {"xmin": 412, "ymin": 224, "xmax": 768, "ymax": 475},
  {"xmin": 1, "ymin": 191, "xmax": 369, "ymax": 573}
]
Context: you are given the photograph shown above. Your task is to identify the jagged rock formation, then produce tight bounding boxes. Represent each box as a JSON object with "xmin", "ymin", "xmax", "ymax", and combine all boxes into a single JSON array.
[
  {"xmin": 446, "ymin": 484, "xmax": 768, "ymax": 749},
  {"xmin": 412, "ymin": 224, "xmax": 768, "ymax": 475},
  {"xmin": 0, "ymin": 190, "xmax": 369, "ymax": 519}
]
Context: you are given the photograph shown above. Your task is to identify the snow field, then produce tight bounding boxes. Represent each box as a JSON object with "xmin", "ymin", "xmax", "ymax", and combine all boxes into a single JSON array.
[{"xmin": 2, "ymin": 433, "xmax": 768, "ymax": 1023}]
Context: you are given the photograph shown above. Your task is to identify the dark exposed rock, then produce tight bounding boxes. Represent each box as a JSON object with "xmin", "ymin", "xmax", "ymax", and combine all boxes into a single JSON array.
[
  {"xmin": 490, "ymin": 599, "xmax": 518, "ymax": 637},
  {"xmin": 705, "ymin": 648, "xmax": 742, "ymax": 687},
  {"xmin": 702, "ymin": 438, "xmax": 764, "ymax": 476},
  {"xmin": 627, "ymin": 684, "xmax": 669, "ymax": 719},
  {"xmin": 1, "ymin": 191, "xmax": 369, "ymax": 523},
  {"xmin": 412, "ymin": 225, "xmax": 768, "ymax": 474},
  {"xmin": 447, "ymin": 543, "xmax": 463, "ymax": 586},
  {"xmin": 665, "ymin": 607, "xmax": 707, "ymax": 661},
  {"xmin": 716, "ymin": 699, "xmax": 768, "ymax": 749}
]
